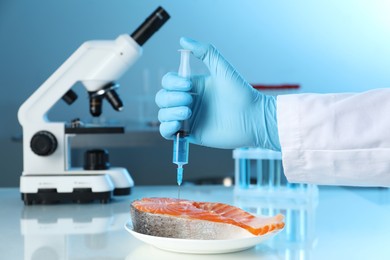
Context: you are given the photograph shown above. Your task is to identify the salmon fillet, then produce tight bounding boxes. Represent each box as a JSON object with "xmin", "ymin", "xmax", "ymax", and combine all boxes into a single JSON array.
[{"xmin": 130, "ymin": 197, "xmax": 285, "ymax": 240}]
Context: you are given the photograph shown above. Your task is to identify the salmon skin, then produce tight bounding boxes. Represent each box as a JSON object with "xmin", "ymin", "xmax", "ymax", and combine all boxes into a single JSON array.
[{"xmin": 130, "ymin": 197, "xmax": 285, "ymax": 240}]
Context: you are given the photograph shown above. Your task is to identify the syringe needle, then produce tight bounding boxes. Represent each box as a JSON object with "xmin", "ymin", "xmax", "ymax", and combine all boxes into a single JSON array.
[
  {"xmin": 177, "ymin": 166, "xmax": 183, "ymax": 199},
  {"xmin": 177, "ymin": 166, "xmax": 183, "ymax": 186}
]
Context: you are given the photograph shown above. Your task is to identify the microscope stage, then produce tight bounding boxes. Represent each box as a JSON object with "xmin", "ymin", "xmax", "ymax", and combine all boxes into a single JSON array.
[{"xmin": 65, "ymin": 126, "xmax": 125, "ymax": 134}]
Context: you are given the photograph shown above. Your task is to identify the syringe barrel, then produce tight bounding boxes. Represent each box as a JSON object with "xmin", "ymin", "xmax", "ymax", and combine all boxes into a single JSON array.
[
  {"xmin": 173, "ymin": 131, "xmax": 189, "ymax": 165},
  {"xmin": 131, "ymin": 6, "xmax": 170, "ymax": 46}
]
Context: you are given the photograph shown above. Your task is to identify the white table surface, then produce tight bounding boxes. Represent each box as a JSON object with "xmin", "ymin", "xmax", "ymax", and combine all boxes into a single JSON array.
[{"xmin": 1, "ymin": 185, "xmax": 389, "ymax": 260}]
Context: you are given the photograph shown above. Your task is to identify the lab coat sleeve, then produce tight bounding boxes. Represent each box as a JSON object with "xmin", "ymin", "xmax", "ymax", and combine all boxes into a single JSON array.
[{"xmin": 277, "ymin": 88, "xmax": 390, "ymax": 187}]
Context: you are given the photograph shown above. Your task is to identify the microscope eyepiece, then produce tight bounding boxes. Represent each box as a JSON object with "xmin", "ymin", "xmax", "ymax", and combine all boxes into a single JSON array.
[{"xmin": 131, "ymin": 6, "xmax": 170, "ymax": 46}]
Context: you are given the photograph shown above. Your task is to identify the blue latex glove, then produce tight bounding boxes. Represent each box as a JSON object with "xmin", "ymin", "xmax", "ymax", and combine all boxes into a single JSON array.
[{"xmin": 155, "ymin": 37, "xmax": 281, "ymax": 151}]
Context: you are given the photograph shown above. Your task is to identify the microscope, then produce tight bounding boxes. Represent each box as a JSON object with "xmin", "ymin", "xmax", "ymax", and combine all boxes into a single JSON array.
[{"xmin": 17, "ymin": 7, "xmax": 170, "ymax": 205}]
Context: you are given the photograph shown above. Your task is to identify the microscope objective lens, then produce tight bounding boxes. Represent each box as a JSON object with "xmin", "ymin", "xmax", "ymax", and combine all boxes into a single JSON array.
[
  {"xmin": 89, "ymin": 94, "xmax": 103, "ymax": 117},
  {"xmin": 105, "ymin": 89, "xmax": 123, "ymax": 111}
]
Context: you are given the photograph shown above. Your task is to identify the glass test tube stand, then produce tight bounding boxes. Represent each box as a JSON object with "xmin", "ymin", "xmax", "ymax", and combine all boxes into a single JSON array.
[
  {"xmin": 233, "ymin": 147, "xmax": 318, "ymax": 202},
  {"xmin": 234, "ymin": 147, "xmax": 319, "ymax": 259}
]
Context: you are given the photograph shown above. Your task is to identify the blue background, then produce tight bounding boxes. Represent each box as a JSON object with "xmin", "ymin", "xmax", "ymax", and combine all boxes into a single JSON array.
[{"xmin": 1, "ymin": 0, "xmax": 390, "ymax": 186}]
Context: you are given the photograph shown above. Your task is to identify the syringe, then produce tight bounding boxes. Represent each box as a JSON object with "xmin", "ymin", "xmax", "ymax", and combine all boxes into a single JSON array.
[{"xmin": 173, "ymin": 49, "xmax": 191, "ymax": 186}]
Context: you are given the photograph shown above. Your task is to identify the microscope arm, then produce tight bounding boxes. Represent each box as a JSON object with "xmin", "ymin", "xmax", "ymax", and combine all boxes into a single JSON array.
[{"xmin": 18, "ymin": 35, "xmax": 142, "ymax": 127}]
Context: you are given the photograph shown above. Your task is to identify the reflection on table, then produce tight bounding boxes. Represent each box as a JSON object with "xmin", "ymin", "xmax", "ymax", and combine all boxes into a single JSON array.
[
  {"xmin": 21, "ymin": 201, "xmax": 129, "ymax": 260},
  {"xmin": 7, "ymin": 185, "xmax": 389, "ymax": 259}
]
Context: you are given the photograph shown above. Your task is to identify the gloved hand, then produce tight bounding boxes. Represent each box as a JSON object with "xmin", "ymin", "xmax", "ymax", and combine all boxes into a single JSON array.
[{"xmin": 155, "ymin": 37, "xmax": 281, "ymax": 151}]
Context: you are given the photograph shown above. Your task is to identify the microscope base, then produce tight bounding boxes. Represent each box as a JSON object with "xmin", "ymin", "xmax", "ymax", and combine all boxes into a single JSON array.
[
  {"xmin": 21, "ymin": 189, "xmax": 112, "ymax": 205},
  {"xmin": 20, "ymin": 173, "xmax": 132, "ymax": 205},
  {"xmin": 114, "ymin": 187, "xmax": 131, "ymax": 196}
]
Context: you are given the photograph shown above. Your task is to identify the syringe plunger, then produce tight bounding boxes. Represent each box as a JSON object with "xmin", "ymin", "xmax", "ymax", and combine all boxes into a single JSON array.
[{"xmin": 178, "ymin": 49, "xmax": 191, "ymax": 78}]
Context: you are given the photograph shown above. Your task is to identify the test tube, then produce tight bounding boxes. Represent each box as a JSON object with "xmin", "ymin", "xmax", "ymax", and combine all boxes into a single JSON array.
[
  {"xmin": 238, "ymin": 158, "xmax": 250, "ymax": 189},
  {"xmin": 256, "ymin": 158, "xmax": 263, "ymax": 188},
  {"xmin": 268, "ymin": 159, "xmax": 275, "ymax": 189}
]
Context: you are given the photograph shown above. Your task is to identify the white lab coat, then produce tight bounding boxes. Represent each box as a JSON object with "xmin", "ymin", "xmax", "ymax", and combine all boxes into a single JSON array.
[{"xmin": 277, "ymin": 88, "xmax": 390, "ymax": 187}]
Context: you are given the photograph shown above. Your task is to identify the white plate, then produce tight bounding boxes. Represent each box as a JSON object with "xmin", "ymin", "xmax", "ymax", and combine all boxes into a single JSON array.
[{"xmin": 124, "ymin": 221, "xmax": 280, "ymax": 254}]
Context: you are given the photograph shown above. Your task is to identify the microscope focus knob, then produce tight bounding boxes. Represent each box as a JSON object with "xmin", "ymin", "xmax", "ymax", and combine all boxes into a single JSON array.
[{"xmin": 30, "ymin": 131, "xmax": 58, "ymax": 156}]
